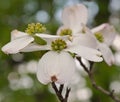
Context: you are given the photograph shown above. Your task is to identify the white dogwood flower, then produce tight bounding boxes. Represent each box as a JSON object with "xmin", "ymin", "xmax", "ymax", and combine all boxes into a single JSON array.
[
  {"xmin": 57, "ymin": 4, "xmax": 98, "ymax": 49},
  {"xmin": 57, "ymin": 4, "xmax": 116, "ymax": 66},
  {"xmin": 92, "ymin": 23, "xmax": 116, "ymax": 66},
  {"xmin": 37, "ymin": 38, "xmax": 103, "ymax": 85},
  {"xmin": 2, "ymin": 23, "xmax": 66, "ymax": 54},
  {"xmin": 23, "ymin": 38, "xmax": 103, "ymax": 62}
]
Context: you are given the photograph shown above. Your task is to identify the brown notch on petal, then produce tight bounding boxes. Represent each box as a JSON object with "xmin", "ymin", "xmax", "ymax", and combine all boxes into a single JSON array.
[{"xmin": 51, "ymin": 75, "xmax": 58, "ymax": 82}]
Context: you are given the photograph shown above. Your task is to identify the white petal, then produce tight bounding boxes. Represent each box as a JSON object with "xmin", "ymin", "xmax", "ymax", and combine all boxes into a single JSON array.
[
  {"xmin": 65, "ymin": 45, "xmax": 103, "ymax": 62},
  {"xmin": 62, "ymin": 4, "xmax": 88, "ymax": 32},
  {"xmin": 112, "ymin": 35, "xmax": 120, "ymax": 51},
  {"xmin": 98, "ymin": 43, "xmax": 114, "ymax": 66},
  {"xmin": 36, "ymin": 33, "xmax": 68, "ymax": 44},
  {"xmin": 91, "ymin": 24, "xmax": 107, "ymax": 33},
  {"xmin": 20, "ymin": 43, "xmax": 51, "ymax": 52},
  {"xmin": 91, "ymin": 23, "xmax": 116, "ymax": 45},
  {"xmin": 36, "ymin": 33, "xmax": 61, "ymax": 38},
  {"xmin": 36, "ymin": 33, "xmax": 69, "ymax": 38},
  {"xmin": 37, "ymin": 51, "xmax": 76, "ymax": 85},
  {"xmin": 11, "ymin": 30, "xmax": 28, "ymax": 41},
  {"xmin": 73, "ymin": 33, "xmax": 98, "ymax": 49},
  {"xmin": 2, "ymin": 36, "xmax": 34, "ymax": 54}
]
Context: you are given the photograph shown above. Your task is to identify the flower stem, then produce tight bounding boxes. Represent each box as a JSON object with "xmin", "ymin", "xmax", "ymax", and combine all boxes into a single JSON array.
[
  {"xmin": 77, "ymin": 57, "xmax": 120, "ymax": 102},
  {"xmin": 51, "ymin": 82, "xmax": 71, "ymax": 102}
]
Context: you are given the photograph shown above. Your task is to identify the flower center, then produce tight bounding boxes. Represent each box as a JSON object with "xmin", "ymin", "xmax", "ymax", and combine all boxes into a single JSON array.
[
  {"xmin": 25, "ymin": 23, "xmax": 46, "ymax": 35},
  {"xmin": 95, "ymin": 32, "xmax": 104, "ymax": 43},
  {"xmin": 51, "ymin": 39, "xmax": 67, "ymax": 52},
  {"xmin": 59, "ymin": 29, "xmax": 72, "ymax": 36}
]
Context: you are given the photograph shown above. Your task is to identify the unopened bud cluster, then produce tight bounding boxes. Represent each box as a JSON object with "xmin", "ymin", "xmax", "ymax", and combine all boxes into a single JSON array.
[
  {"xmin": 25, "ymin": 23, "xmax": 46, "ymax": 35},
  {"xmin": 60, "ymin": 29, "xmax": 72, "ymax": 36},
  {"xmin": 51, "ymin": 39, "xmax": 67, "ymax": 51}
]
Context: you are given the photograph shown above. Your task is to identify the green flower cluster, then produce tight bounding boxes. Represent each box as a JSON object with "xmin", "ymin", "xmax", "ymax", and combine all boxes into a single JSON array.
[
  {"xmin": 25, "ymin": 23, "xmax": 46, "ymax": 35},
  {"xmin": 51, "ymin": 39, "xmax": 67, "ymax": 52},
  {"xmin": 59, "ymin": 29, "xmax": 72, "ymax": 36}
]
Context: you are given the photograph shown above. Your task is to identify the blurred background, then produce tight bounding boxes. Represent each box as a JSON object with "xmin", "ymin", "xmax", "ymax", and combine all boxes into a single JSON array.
[{"xmin": 0, "ymin": 0, "xmax": 120, "ymax": 102}]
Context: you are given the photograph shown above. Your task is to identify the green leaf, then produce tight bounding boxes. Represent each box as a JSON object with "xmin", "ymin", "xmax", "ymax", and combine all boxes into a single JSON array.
[{"xmin": 33, "ymin": 36, "xmax": 47, "ymax": 45}]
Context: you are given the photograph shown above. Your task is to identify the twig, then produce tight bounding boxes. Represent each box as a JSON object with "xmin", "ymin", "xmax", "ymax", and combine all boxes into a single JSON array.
[
  {"xmin": 76, "ymin": 57, "xmax": 89, "ymax": 73},
  {"xmin": 77, "ymin": 57, "xmax": 120, "ymax": 102},
  {"xmin": 59, "ymin": 84, "xmax": 64, "ymax": 94},
  {"xmin": 89, "ymin": 61, "xmax": 94, "ymax": 71},
  {"xmin": 52, "ymin": 82, "xmax": 64, "ymax": 102},
  {"xmin": 51, "ymin": 82, "xmax": 71, "ymax": 102},
  {"xmin": 64, "ymin": 88, "xmax": 71, "ymax": 102}
]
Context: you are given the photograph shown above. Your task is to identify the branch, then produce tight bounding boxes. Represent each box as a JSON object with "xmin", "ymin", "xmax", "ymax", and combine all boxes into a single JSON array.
[
  {"xmin": 76, "ymin": 57, "xmax": 89, "ymax": 73},
  {"xmin": 59, "ymin": 84, "xmax": 64, "ymax": 94},
  {"xmin": 89, "ymin": 61, "xmax": 94, "ymax": 71},
  {"xmin": 51, "ymin": 82, "xmax": 71, "ymax": 102},
  {"xmin": 77, "ymin": 57, "xmax": 120, "ymax": 102},
  {"xmin": 51, "ymin": 82, "xmax": 64, "ymax": 102},
  {"xmin": 64, "ymin": 88, "xmax": 71, "ymax": 102}
]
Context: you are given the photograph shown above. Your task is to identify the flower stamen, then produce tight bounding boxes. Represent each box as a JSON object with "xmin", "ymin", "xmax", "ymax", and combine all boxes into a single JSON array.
[
  {"xmin": 51, "ymin": 39, "xmax": 67, "ymax": 52},
  {"xmin": 59, "ymin": 29, "xmax": 72, "ymax": 36},
  {"xmin": 25, "ymin": 23, "xmax": 46, "ymax": 35}
]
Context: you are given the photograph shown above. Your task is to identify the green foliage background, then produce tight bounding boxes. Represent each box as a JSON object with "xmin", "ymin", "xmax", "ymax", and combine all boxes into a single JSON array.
[{"xmin": 0, "ymin": 0, "xmax": 120, "ymax": 102}]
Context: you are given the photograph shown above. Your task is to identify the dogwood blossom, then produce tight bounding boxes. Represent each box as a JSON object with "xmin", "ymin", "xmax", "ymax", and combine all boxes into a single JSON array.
[
  {"xmin": 1, "ymin": 23, "xmax": 103, "ymax": 85},
  {"xmin": 59, "ymin": 4, "xmax": 87, "ymax": 34},
  {"xmin": 57, "ymin": 3, "xmax": 116, "ymax": 66},
  {"xmin": 57, "ymin": 4, "xmax": 98, "ymax": 49},
  {"xmin": 37, "ymin": 38, "xmax": 103, "ymax": 84},
  {"xmin": 1, "ymin": 23, "xmax": 67, "ymax": 54},
  {"xmin": 22, "ymin": 37, "xmax": 103, "ymax": 62},
  {"xmin": 92, "ymin": 23, "xmax": 116, "ymax": 66}
]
